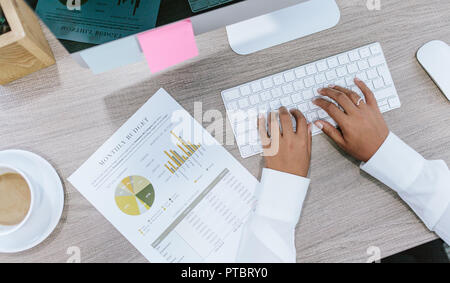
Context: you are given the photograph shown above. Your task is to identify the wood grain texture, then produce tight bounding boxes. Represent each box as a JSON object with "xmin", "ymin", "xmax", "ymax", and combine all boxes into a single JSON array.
[
  {"xmin": 0, "ymin": 0, "xmax": 449, "ymax": 262},
  {"xmin": 0, "ymin": 0, "xmax": 55, "ymax": 85}
]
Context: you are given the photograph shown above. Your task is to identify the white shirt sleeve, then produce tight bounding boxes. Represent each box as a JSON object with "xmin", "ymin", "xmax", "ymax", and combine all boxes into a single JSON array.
[
  {"xmin": 236, "ymin": 168, "xmax": 310, "ymax": 263},
  {"xmin": 361, "ymin": 132, "xmax": 450, "ymax": 244}
]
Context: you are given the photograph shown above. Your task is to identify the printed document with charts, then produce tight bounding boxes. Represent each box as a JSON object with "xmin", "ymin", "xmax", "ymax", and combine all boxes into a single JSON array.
[{"xmin": 68, "ymin": 89, "xmax": 258, "ymax": 263}]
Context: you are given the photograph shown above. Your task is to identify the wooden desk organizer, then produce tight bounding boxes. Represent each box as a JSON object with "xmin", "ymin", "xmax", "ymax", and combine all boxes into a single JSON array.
[{"xmin": 0, "ymin": 0, "xmax": 55, "ymax": 85}]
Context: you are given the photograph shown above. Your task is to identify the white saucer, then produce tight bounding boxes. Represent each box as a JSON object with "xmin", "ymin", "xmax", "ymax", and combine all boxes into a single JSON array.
[{"xmin": 0, "ymin": 150, "xmax": 64, "ymax": 253}]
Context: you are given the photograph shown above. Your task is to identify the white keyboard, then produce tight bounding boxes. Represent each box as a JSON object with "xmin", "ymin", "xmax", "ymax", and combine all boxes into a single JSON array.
[{"xmin": 221, "ymin": 42, "xmax": 401, "ymax": 158}]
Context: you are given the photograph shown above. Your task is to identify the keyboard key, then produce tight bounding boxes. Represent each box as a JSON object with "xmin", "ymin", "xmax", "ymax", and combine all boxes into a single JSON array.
[
  {"xmin": 335, "ymin": 79, "xmax": 345, "ymax": 87},
  {"xmin": 357, "ymin": 60, "xmax": 369, "ymax": 70},
  {"xmin": 364, "ymin": 81, "xmax": 374, "ymax": 91},
  {"xmin": 326, "ymin": 70, "xmax": 337, "ymax": 80},
  {"xmin": 282, "ymin": 83, "xmax": 294, "ymax": 94},
  {"xmin": 260, "ymin": 91, "xmax": 272, "ymax": 101},
  {"xmin": 240, "ymin": 85, "xmax": 251, "ymax": 96},
  {"xmin": 327, "ymin": 57, "xmax": 339, "ymax": 68},
  {"xmin": 298, "ymin": 103, "xmax": 309, "ymax": 113},
  {"xmin": 240, "ymin": 145, "xmax": 253, "ymax": 156},
  {"xmin": 369, "ymin": 55, "xmax": 384, "ymax": 67},
  {"xmin": 293, "ymin": 80, "xmax": 305, "ymax": 91},
  {"xmin": 262, "ymin": 78, "xmax": 274, "ymax": 89},
  {"xmin": 281, "ymin": 96, "xmax": 293, "ymax": 107},
  {"xmin": 230, "ymin": 112, "xmax": 247, "ymax": 124},
  {"xmin": 349, "ymin": 51, "xmax": 360, "ymax": 61},
  {"xmin": 252, "ymin": 144, "xmax": 263, "ymax": 154},
  {"xmin": 367, "ymin": 69, "xmax": 378, "ymax": 80},
  {"xmin": 273, "ymin": 75, "xmax": 284, "ymax": 85},
  {"xmin": 291, "ymin": 93, "xmax": 303, "ymax": 104},
  {"xmin": 248, "ymin": 129, "xmax": 259, "ymax": 144},
  {"xmin": 249, "ymin": 94, "xmax": 260, "ymax": 105},
  {"xmin": 304, "ymin": 77, "xmax": 316, "ymax": 88},
  {"xmin": 317, "ymin": 61, "xmax": 328, "ymax": 72},
  {"xmin": 373, "ymin": 78, "xmax": 384, "ymax": 89},
  {"xmin": 359, "ymin": 48, "xmax": 371, "ymax": 58},
  {"xmin": 315, "ymin": 73, "xmax": 327, "ymax": 84},
  {"xmin": 270, "ymin": 100, "xmax": 281, "ymax": 110},
  {"xmin": 356, "ymin": 71, "xmax": 368, "ymax": 81},
  {"xmin": 338, "ymin": 54, "xmax": 350, "ymax": 65},
  {"xmin": 271, "ymin": 87, "xmax": 283, "ymax": 98},
  {"xmin": 307, "ymin": 112, "xmax": 318, "ymax": 122},
  {"xmin": 238, "ymin": 98, "xmax": 250, "ymax": 108},
  {"xmin": 258, "ymin": 103, "xmax": 269, "ymax": 114},
  {"xmin": 251, "ymin": 81, "xmax": 262, "ymax": 92},
  {"xmin": 223, "ymin": 89, "xmax": 240, "ymax": 101},
  {"xmin": 347, "ymin": 63, "xmax": 358, "ymax": 74},
  {"xmin": 336, "ymin": 66, "xmax": 347, "ymax": 77},
  {"xmin": 388, "ymin": 97, "xmax": 401, "ymax": 108},
  {"xmin": 374, "ymin": 88, "xmax": 395, "ymax": 100},
  {"xmin": 379, "ymin": 104, "xmax": 391, "ymax": 113},
  {"xmin": 295, "ymin": 67, "xmax": 306, "ymax": 78},
  {"xmin": 377, "ymin": 66, "xmax": 393, "ymax": 85},
  {"xmin": 377, "ymin": 99, "xmax": 388, "ymax": 107},
  {"xmin": 306, "ymin": 64, "xmax": 317, "ymax": 75},
  {"xmin": 302, "ymin": 89, "xmax": 314, "ymax": 100},
  {"xmin": 370, "ymin": 44, "xmax": 382, "ymax": 55},
  {"xmin": 284, "ymin": 71, "xmax": 296, "ymax": 82},
  {"xmin": 345, "ymin": 76, "xmax": 355, "ymax": 86},
  {"xmin": 227, "ymin": 101, "xmax": 238, "ymax": 110}
]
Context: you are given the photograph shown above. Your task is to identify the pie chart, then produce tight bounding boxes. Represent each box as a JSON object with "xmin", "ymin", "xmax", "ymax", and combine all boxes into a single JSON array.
[{"xmin": 115, "ymin": 176, "xmax": 155, "ymax": 216}]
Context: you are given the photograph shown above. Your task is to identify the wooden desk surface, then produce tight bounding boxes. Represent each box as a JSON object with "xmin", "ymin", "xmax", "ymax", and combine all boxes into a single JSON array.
[{"xmin": 1, "ymin": 0, "xmax": 449, "ymax": 263}]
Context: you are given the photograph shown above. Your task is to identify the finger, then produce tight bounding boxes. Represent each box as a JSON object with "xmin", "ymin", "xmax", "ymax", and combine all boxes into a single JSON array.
[
  {"xmin": 332, "ymin": 85, "xmax": 363, "ymax": 106},
  {"xmin": 314, "ymin": 120, "xmax": 346, "ymax": 147},
  {"xmin": 354, "ymin": 78, "xmax": 377, "ymax": 107},
  {"xmin": 313, "ymin": 98, "xmax": 347, "ymax": 125},
  {"xmin": 264, "ymin": 112, "xmax": 281, "ymax": 157},
  {"xmin": 318, "ymin": 87, "xmax": 357, "ymax": 114},
  {"xmin": 258, "ymin": 114, "xmax": 271, "ymax": 148},
  {"xmin": 268, "ymin": 111, "xmax": 280, "ymax": 138},
  {"xmin": 278, "ymin": 107, "xmax": 294, "ymax": 135},
  {"xmin": 290, "ymin": 108, "xmax": 307, "ymax": 134}
]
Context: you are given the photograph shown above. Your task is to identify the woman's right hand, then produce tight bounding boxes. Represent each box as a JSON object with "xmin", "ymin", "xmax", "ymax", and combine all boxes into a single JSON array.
[{"xmin": 313, "ymin": 78, "xmax": 390, "ymax": 163}]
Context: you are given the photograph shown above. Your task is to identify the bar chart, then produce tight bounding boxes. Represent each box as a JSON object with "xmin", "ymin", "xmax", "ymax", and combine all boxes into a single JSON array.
[{"xmin": 164, "ymin": 131, "xmax": 202, "ymax": 174}]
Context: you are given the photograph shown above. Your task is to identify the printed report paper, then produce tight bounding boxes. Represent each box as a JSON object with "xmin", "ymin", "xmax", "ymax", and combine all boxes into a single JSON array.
[
  {"xmin": 36, "ymin": 0, "xmax": 161, "ymax": 45},
  {"xmin": 68, "ymin": 89, "xmax": 258, "ymax": 262}
]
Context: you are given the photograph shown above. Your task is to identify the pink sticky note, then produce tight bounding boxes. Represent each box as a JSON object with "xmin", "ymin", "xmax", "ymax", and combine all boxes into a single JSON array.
[{"xmin": 137, "ymin": 19, "xmax": 199, "ymax": 73}]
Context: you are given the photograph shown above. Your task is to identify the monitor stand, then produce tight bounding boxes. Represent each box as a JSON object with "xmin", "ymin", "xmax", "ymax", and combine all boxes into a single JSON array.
[{"xmin": 226, "ymin": 0, "xmax": 340, "ymax": 55}]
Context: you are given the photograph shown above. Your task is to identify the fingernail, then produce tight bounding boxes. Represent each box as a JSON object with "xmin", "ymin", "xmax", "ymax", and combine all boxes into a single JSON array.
[
  {"xmin": 314, "ymin": 121, "xmax": 324, "ymax": 130},
  {"xmin": 354, "ymin": 77, "xmax": 361, "ymax": 82},
  {"xmin": 258, "ymin": 113, "xmax": 265, "ymax": 119},
  {"xmin": 317, "ymin": 88, "xmax": 323, "ymax": 94},
  {"xmin": 328, "ymin": 84, "xmax": 335, "ymax": 88},
  {"xmin": 308, "ymin": 123, "xmax": 312, "ymax": 133}
]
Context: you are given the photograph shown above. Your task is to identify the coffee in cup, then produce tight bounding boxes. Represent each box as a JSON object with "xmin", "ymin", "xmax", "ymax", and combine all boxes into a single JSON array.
[{"xmin": 0, "ymin": 173, "xmax": 31, "ymax": 226}]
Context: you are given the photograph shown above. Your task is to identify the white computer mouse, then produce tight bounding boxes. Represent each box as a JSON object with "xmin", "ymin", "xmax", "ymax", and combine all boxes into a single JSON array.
[{"xmin": 417, "ymin": 40, "xmax": 450, "ymax": 101}]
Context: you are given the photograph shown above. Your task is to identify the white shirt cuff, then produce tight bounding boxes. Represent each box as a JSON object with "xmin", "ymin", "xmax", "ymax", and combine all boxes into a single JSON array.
[
  {"xmin": 361, "ymin": 132, "xmax": 450, "ymax": 229},
  {"xmin": 435, "ymin": 204, "xmax": 450, "ymax": 244},
  {"xmin": 255, "ymin": 168, "xmax": 310, "ymax": 224}
]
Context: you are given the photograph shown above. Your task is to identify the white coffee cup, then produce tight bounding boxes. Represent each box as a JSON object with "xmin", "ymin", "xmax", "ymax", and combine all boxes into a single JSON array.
[{"xmin": 0, "ymin": 164, "xmax": 40, "ymax": 236}]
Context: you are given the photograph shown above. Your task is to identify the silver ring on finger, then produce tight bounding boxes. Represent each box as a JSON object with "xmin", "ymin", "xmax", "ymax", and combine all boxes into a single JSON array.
[{"xmin": 356, "ymin": 97, "xmax": 365, "ymax": 106}]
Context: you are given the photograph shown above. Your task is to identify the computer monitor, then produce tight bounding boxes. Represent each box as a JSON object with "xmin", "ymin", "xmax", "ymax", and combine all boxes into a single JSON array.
[{"xmin": 28, "ymin": 0, "xmax": 340, "ymax": 71}]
